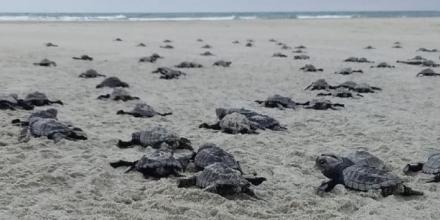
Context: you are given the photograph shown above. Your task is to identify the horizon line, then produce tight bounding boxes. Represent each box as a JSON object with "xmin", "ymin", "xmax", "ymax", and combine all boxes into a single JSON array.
[{"xmin": 0, "ymin": 10, "xmax": 438, "ymax": 14}]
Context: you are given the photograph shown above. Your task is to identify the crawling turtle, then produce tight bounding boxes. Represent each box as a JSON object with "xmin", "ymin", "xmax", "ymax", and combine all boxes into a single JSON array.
[
  {"xmin": 397, "ymin": 56, "xmax": 440, "ymax": 67},
  {"xmin": 336, "ymin": 81, "xmax": 382, "ymax": 93},
  {"xmin": 137, "ymin": 43, "xmax": 146, "ymax": 47},
  {"xmin": 139, "ymin": 53, "xmax": 163, "ymax": 63},
  {"xmin": 114, "ymin": 38, "xmax": 123, "ymax": 41},
  {"xmin": 334, "ymin": 68, "xmax": 363, "ymax": 75},
  {"xmin": 304, "ymin": 99, "xmax": 344, "ymax": 110},
  {"xmin": 213, "ymin": 60, "xmax": 231, "ymax": 67},
  {"xmin": 194, "ymin": 143, "xmax": 243, "ymax": 172},
  {"xmin": 417, "ymin": 48, "xmax": 438, "ymax": 53},
  {"xmin": 117, "ymin": 126, "xmax": 193, "ymax": 150},
  {"xmin": 33, "ymin": 58, "xmax": 56, "ymax": 67},
  {"xmin": 344, "ymin": 57, "xmax": 373, "ymax": 63},
  {"xmin": 294, "ymin": 55, "xmax": 310, "ymax": 60},
  {"xmin": 364, "ymin": 46, "xmax": 375, "ymax": 49},
  {"xmin": 201, "ymin": 44, "xmax": 212, "ymax": 49},
  {"xmin": 79, "ymin": 69, "xmax": 106, "ymax": 78},
  {"xmin": 255, "ymin": 94, "xmax": 307, "ymax": 109},
  {"xmin": 371, "ymin": 62, "xmax": 395, "ymax": 68},
  {"xmin": 23, "ymin": 92, "xmax": 63, "ymax": 106},
  {"xmin": 292, "ymin": 49, "xmax": 305, "ymax": 54},
  {"xmin": 232, "ymin": 40, "xmax": 240, "ymax": 44},
  {"xmin": 12, "ymin": 108, "xmax": 57, "ymax": 126},
  {"xmin": 175, "ymin": 62, "xmax": 203, "ymax": 68},
  {"xmin": 0, "ymin": 93, "xmax": 33, "ymax": 110},
  {"xmin": 98, "ymin": 88, "xmax": 139, "ymax": 101},
  {"xmin": 417, "ymin": 68, "xmax": 440, "ymax": 77},
  {"xmin": 200, "ymin": 112, "xmax": 258, "ymax": 134},
  {"xmin": 163, "ymin": 40, "xmax": 172, "ymax": 43},
  {"xmin": 316, "ymin": 154, "xmax": 423, "ymax": 197},
  {"xmin": 281, "ymin": 45, "xmax": 292, "ymax": 50},
  {"xmin": 404, "ymin": 152, "xmax": 440, "ymax": 182},
  {"xmin": 346, "ymin": 150, "xmax": 390, "ymax": 171},
  {"xmin": 117, "ymin": 103, "xmax": 172, "ymax": 118},
  {"xmin": 72, "ymin": 55, "xmax": 93, "ymax": 61},
  {"xmin": 96, "ymin": 77, "xmax": 129, "ymax": 88},
  {"xmin": 269, "ymin": 38, "xmax": 277, "ymax": 42},
  {"xmin": 160, "ymin": 45, "xmax": 174, "ymax": 49},
  {"xmin": 273, "ymin": 53, "xmax": 287, "ymax": 58},
  {"xmin": 305, "ymin": 79, "xmax": 335, "ymax": 91},
  {"xmin": 295, "ymin": 45, "xmax": 307, "ymax": 49},
  {"xmin": 197, "ymin": 38, "xmax": 204, "ymax": 42},
  {"xmin": 300, "ymin": 64, "xmax": 323, "ymax": 72},
  {"xmin": 177, "ymin": 162, "xmax": 265, "ymax": 197},
  {"xmin": 152, "ymin": 67, "xmax": 186, "ymax": 79},
  {"xmin": 393, "ymin": 44, "xmax": 402, "ymax": 49},
  {"xmin": 45, "ymin": 42, "xmax": 58, "ymax": 47},
  {"xmin": 245, "ymin": 42, "xmax": 253, "ymax": 47},
  {"xmin": 317, "ymin": 88, "xmax": 363, "ymax": 98},
  {"xmin": 110, "ymin": 149, "xmax": 185, "ymax": 178},
  {"xmin": 201, "ymin": 51, "xmax": 214, "ymax": 56}
]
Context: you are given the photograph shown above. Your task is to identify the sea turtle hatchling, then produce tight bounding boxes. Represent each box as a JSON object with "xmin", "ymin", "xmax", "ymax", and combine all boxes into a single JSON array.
[
  {"xmin": 33, "ymin": 58, "xmax": 56, "ymax": 67},
  {"xmin": 114, "ymin": 38, "xmax": 123, "ymax": 42},
  {"xmin": 12, "ymin": 108, "xmax": 58, "ymax": 126},
  {"xmin": 272, "ymin": 53, "xmax": 287, "ymax": 58},
  {"xmin": 255, "ymin": 94, "xmax": 307, "ymax": 109},
  {"xmin": 245, "ymin": 42, "xmax": 253, "ymax": 47},
  {"xmin": 117, "ymin": 103, "xmax": 172, "ymax": 118},
  {"xmin": 137, "ymin": 43, "xmax": 146, "ymax": 47},
  {"xmin": 160, "ymin": 45, "xmax": 174, "ymax": 49},
  {"xmin": 404, "ymin": 152, "xmax": 440, "ymax": 182},
  {"xmin": 96, "ymin": 77, "xmax": 129, "ymax": 88},
  {"xmin": 334, "ymin": 68, "xmax": 363, "ymax": 75},
  {"xmin": 344, "ymin": 57, "xmax": 373, "ymax": 63},
  {"xmin": 201, "ymin": 44, "xmax": 212, "ymax": 49},
  {"xmin": 295, "ymin": 45, "xmax": 307, "ymax": 49},
  {"xmin": 177, "ymin": 162, "xmax": 266, "ymax": 198},
  {"xmin": 416, "ymin": 68, "xmax": 440, "ymax": 77},
  {"xmin": 201, "ymin": 51, "xmax": 214, "ymax": 56},
  {"xmin": 371, "ymin": 62, "xmax": 395, "ymax": 68},
  {"xmin": 139, "ymin": 53, "xmax": 162, "ymax": 63},
  {"xmin": 316, "ymin": 154, "xmax": 423, "ymax": 197},
  {"xmin": 98, "ymin": 88, "xmax": 139, "ymax": 101},
  {"xmin": 397, "ymin": 56, "xmax": 440, "ymax": 67},
  {"xmin": 72, "ymin": 55, "xmax": 93, "ymax": 61},
  {"xmin": 317, "ymin": 88, "xmax": 363, "ymax": 99},
  {"xmin": 23, "ymin": 92, "xmax": 63, "ymax": 106},
  {"xmin": 175, "ymin": 62, "xmax": 203, "ymax": 68},
  {"xmin": 294, "ymin": 55, "xmax": 310, "ymax": 60},
  {"xmin": 417, "ymin": 48, "xmax": 438, "ymax": 53},
  {"xmin": 45, "ymin": 42, "xmax": 58, "ymax": 47},
  {"xmin": 305, "ymin": 79, "xmax": 335, "ymax": 91},
  {"xmin": 364, "ymin": 45, "xmax": 375, "ymax": 49},
  {"xmin": 117, "ymin": 126, "xmax": 193, "ymax": 150},
  {"xmin": 163, "ymin": 40, "xmax": 172, "ymax": 43},
  {"xmin": 152, "ymin": 67, "xmax": 186, "ymax": 79},
  {"xmin": 304, "ymin": 99, "xmax": 344, "ymax": 110},
  {"xmin": 193, "ymin": 143, "xmax": 243, "ymax": 172},
  {"xmin": 300, "ymin": 64, "xmax": 323, "ymax": 72},
  {"xmin": 79, "ymin": 69, "xmax": 106, "ymax": 78},
  {"xmin": 335, "ymin": 81, "xmax": 382, "ymax": 93},
  {"xmin": 200, "ymin": 113, "xmax": 258, "ymax": 134},
  {"xmin": 0, "ymin": 93, "xmax": 33, "ymax": 110},
  {"xmin": 281, "ymin": 45, "xmax": 292, "ymax": 50},
  {"xmin": 213, "ymin": 60, "xmax": 231, "ymax": 67}
]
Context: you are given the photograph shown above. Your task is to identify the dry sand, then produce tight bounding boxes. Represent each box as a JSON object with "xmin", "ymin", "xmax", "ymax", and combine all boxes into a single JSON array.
[{"xmin": 1, "ymin": 18, "xmax": 440, "ymax": 219}]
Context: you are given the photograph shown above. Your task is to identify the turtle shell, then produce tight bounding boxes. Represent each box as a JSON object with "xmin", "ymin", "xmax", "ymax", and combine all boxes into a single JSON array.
[
  {"xmin": 263, "ymin": 95, "xmax": 297, "ymax": 108},
  {"xmin": 423, "ymin": 153, "xmax": 440, "ymax": 174},
  {"xmin": 135, "ymin": 150, "xmax": 183, "ymax": 177},
  {"xmin": 25, "ymin": 92, "xmax": 48, "ymax": 102},
  {"xmin": 134, "ymin": 127, "xmax": 180, "ymax": 148},
  {"xmin": 131, "ymin": 103, "xmax": 158, "ymax": 117},
  {"xmin": 96, "ymin": 77, "xmax": 129, "ymax": 88},
  {"xmin": 347, "ymin": 151, "xmax": 390, "ymax": 171},
  {"xmin": 195, "ymin": 163, "xmax": 249, "ymax": 191},
  {"xmin": 0, "ymin": 94, "xmax": 19, "ymax": 104},
  {"xmin": 29, "ymin": 118, "xmax": 70, "ymax": 137},
  {"xmin": 342, "ymin": 165, "xmax": 402, "ymax": 192},
  {"xmin": 195, "ymin": 144, "xmax": 241, "ymax": 171},
  {"xmin": 219, "ymin": 112, "xmax": 254, "ymax": 134}
]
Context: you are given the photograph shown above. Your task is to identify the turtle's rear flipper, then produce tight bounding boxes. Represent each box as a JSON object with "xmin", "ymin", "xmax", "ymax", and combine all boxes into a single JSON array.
[
  {"xmin": 50, "ymin": 100, "xmax": 63, "ymax": 105},
  {"xmin": 397, "ymin": 185, "xmax": 424, "ymax": 196},
  {"xmin": 12, "ymin": 119, "xmax": 29, "ymax": 127},
  {"xmin": 245, "ymin": 176, "xmax": 267, "ymax": 186},
  {"xmin": 403, "ymin": 163, "xmax": 424, "ymax": 174},
  {"xmin": 255, "ymin": 100, "xmax": 264, "ymax": 104},
  {"xmin": 97, "ymin": 94, "xmax": 110, "ymax": 100},
  {"xmin": 158, "ymin": 112, "xmax": 172, "ymax": 116},
  {"xmin": 427, "ymin": 175, "xmax": 440, "ymax": 183},
  {"xmin": 110, "ymin": 160, "xmax": 136, "ymax": 168},
  {"xmin": 117, "ymin": 140, "xmax": 134, "ymax": 148},
  {"xmin": 177, "ymin": 176, "xmax": 197, "ymax": 188},
  {"xmin": 199, "ymin": 122, "xmax": 221, "ymax": 130}
]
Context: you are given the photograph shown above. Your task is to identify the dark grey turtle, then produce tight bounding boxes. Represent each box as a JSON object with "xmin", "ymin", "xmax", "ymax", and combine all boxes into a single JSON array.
[
  {"xmin": 371, "ymin": 62, "xmax": 395, "ymax": 68},
  {"xmin": 114, "ymin": 38, "xmax": 123, "ymax": 42},
  {"xmin": 245, "ymin": 42, "xmax": 253, "ymax": 47},
  {"xmin": 246, "ymin": 39, "xmax": 254, "ymax": 43},
  {"xmin": 33, "ymin": 58, "xmax": 56, "ymax": 67},
  {"xmin": 292, "ymin": 49, "xmax": 305, "ymax": 54},
  {"xmin": 255, "ymin": 94, "xmax": 307, "ymax": 109},
  {"xmin": 304, "ymin": 99, "xmax": 344, "ymax": 110},
  {"xmin": 316, "ymin": 154, "xmax": 423, "ymax": 197},
  {"xmin": 12, "ymin": 108, "xmax": 57, "ymax": 126},
  {"xmin": 281, "ymin": 45, "xmax": 292, "ymax": 50},
  {"xmin": 346, "ymin": 150, "xmax": 390, "ymax": 171},
  {"xmin": 45, "ymin": 42, "xmax": 58, "ymax": 47},
  {"xmin": 393, "ymin": 44, "xmax": 402, "ymax": 49},
  {"xmin": 294, "ymin": 55, "xmax": 310, "ymax": 60},
  {"xmin": 305, "ymin": 79, "xmax": 335, "ymax": 91},
  {"xmin": 295, "ymin": 45, "xmax": 307, "ymax": 49},
  {"xmin": 24, "ymin": 92, "xmax": 63, "ymax": 106},
  {"xmin": 96, "ymin": 77, "xmax": 129, "ymax": 88},
  {"xmin": 117, "ymin": 103, "xmax": 172, "ymax": 118},
  {"xmin": 0, "ymin": 93, "xmax": 33, "ymax": 110},
  {"xmin": 213, "ymin": 60, "xmax": 231, "ymax": 67},
  {"xmin": 417, "ymin": 68, "xmax": 440, "ymax": 77},
  {"xmin": 175, "ymin": 62, "xmax": 203, "ymax": 68},
  {"xmin": 344, "ymin": 57, "xmax": 373, "ymax": 63},
  {"xmin": 163, "ymin": 39, "xmax": 172, "ymax": 43},
  {"xmin": 200, "ymin": 51, "xmax": 214, "ymax": 56},
  {"xmin": 364, "ymin": 46, "xmax": 375, "ymax": 49},
  {"xmin": 139, "ymin": 53, "xmax": 163, "ymax": 63},
  {"xmin": 177, "ymin": 162, "xmax": 265, "ymax": 198},
  {"xmin": 336, "ymin": 81, "xmax": 382, "ymax": 93},
  {"xmin": 273, "ymin": 53, "xmax": 287, "ymax": 58},
  {"xmin": 137, "ymin": 43, "xmax": 146, "ymax": 47},
  {"xmin": 110, "ymin": 149, "xmax": 185, "ymax": 178},
  {"xmin": 232, "ymin": 40, "xmax": 240, "ymax": 44},
  {"xmin": 404, "ymin": 152, "xmax": 440, "ymax": 182},
  {"xmin": 397, "ymin": 56, "xmax": 440, "ymax": 67},
  {"xmin": 72, "ymin": 55, "xmax": 93, "ymax": 61},
  {"xmin": 417, "ymin": 48, "xmax": 438, "ymax": 53},
  {"xmin": 317, "ymin": 88, "xmax": 363, "ymax": 99},
  {"xmin": 276, "ymin": 42, "xmax": 284, "ymax": 46},
  {"xmin": 117, "ymin": 126, "xmax": 193, "ymax": 150},
  {"xmin": 161, "ymin": 45, "xmax": 174, "ymax": 49},
  {"xmin": 334, "ymin": 68, "xmax": 363, "ymax": 75},
  {"xmin": 200, "ymin": 112, "xmax": 259, "ymax": 134},
  {"xmin": 152, "ymin": 67, "xmax": 186, "ymax": 79},
  {"xmin": 300, "ymin": 64, "xmax": 323, "ymax": 72},
  {"xmin": 197, "ymin": 38, "xmax": 204, "ymax": 42},
  {"xmin": 79, "ymin": 69, "xmax": 106, "ymax": 78},
  {"xmin": 98, "ymin": 88, "xmax": 139, "ymax": 101},
  {"xmin": 201, "ymin": 44, "xmax": 212, "ymax": 49},
  {"xmin": 194, "ymin": 143, "xmax": 243, "ymax": 172},
  {"xmin": 269, "ymin": 38, "xmax": 277, "ymax": 42}
]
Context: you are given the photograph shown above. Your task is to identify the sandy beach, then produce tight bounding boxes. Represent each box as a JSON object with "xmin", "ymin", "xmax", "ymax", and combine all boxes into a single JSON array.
[{"xmin": 1, "ymin": 18, "xmax": 440, "ymax": 219}]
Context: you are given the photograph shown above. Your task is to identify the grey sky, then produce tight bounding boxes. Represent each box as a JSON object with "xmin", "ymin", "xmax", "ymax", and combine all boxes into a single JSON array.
[{"xmin": 0, "ymin": 0, "xmax": 439, "ymax": 13}]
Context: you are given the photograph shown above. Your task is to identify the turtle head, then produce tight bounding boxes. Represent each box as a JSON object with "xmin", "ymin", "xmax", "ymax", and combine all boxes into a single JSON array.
[
  {"xmin": 215, "ymin": 108, "xmax": 227, "ymax": 119},
  {"xmin": 315, "ymin": 154, "xmax": 345, "ymax": 179}
]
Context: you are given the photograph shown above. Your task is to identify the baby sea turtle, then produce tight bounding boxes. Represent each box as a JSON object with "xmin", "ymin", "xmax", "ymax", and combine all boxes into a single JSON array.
[
  {"xmin": 364, "ymin": 46, "xmax": 375, "ymax": 49},
  {"xmin": 417, "ymin": 48, "xmax": 438, "ymax": 53},
  {"xmin": 344, "ymin": 57, "xmax": 373, "ymax": 63},
  {"xmin": 200, "ymin": 112, "xmax": 258, "ymax": 134},
  {"xmin": 139, "ymin": 53, "xmax": 163, "ymax": 63},
  {"xmin": 0, "ymin": 93, "xmax": 33, "ymax": 110},
  {"xmin": 33, "ymin": 58, "xmax": 56, "ymax": 67},
  {"xmin": 72, "ymin": 55, "xmax": 93, "ymax": 61},
  {"xmin": 336, "ymin": 81, "xmax": 382, "ymax": 93},
  {"xmin": 211, "ymin": 108, "xmax": 286, "ymax": 131},
  {"xmin": 12, "ymin": 108, "xmax": 58, "ymax": 126},
  {"xmin": 316, "ymin": 154, "xmax": 423, "ymax": 197},
  {"xmin": 163, "ymin": 40, "xmax": 172, "ymax": 43},
  {"xmin": 137, "ymin": 43, "xmax": 146, "ymax": 47},
  {"xmin": 117, "ymin": 103, "xmax": 172, "ymax": 118},
  {"xmin": 295, "ymin": 45, "xmax": 307, "ymax": 49},
  {"xmin": 98, "ymin": 88, "xmax": 139, "ymax": 101},
  {"xmin": 281, "ymin": 45, "xmax": 292, "ymax": 50},
  {"xmin": 232, "ymin": 40, "xmax": 240, "ymax": 44},
  {"xmin": 45, "ymin": 42, "xmax": 58, "ymax": 47},
  {"xmin": 245, "ymin": 42, "xmax": 253, "ymax": 47},
  {"xmin": 114, "ymin": 38, "xmax": 123, "ymax": 42},
  {"xmin": 417, "ymin": 68, "xmax": 440, "ymax": 77},
  {"xmin": 371, "ymin": 62, "xmax": 395, "ymax": 68},
  {"xmin": 79, "ymin": 69, "xmax": 106, "ymax": 78},
  {"xmin": 317, "ymin": 88, "xmax": 363, "ymax": 99},
  {"xmin": 201, "ymin": 51, "xmax": 214, "ymax": 56},
  {"xmin": 292, "ymin": 49, "xmax": 305, "ymax": 54},
  {"xmin": 194, "ymin": 143, "xmax": 243, "ymax": 172},
  {"xmin": 300, "ymin": 64, "xmax": 323, "ymax": 72},
  {"xmin": 175, "ymin": 62, "xmax": 203, "ymax": 68},
  {"xmin": 152, "ymin": 67, "xmax": 186, "ymax": 79},
  {"xmin": 24, "ymin": 92, "xmax": 63, "ymax": 106},
  {"xmin": 273, "ymin": 53, "xmax": 287, "ymax": 58},
  {"xmin": 346, "ymin": 150, "xmax": 390, "ymax": 171},
  {"xmin": 213, "ymin": 60, "xmax": 231, "ymax": 67},
  {"xmin": 393, "ymin": 44, "xmax": 402, "ymax": 49},
  {"xmin": 334, "ymin": 68, "xmax": 363, "ymax": 75},
  {"xmin": 96, "ymin": 77, "xmax": 129, "ymax": 88},
  {"xmin": 304, "ymin": 99, "xmax": 344, "ymax": 110},
  {"xmin": 110, "ymin": 149, "xmax": 185, "ymax": 178},
  {"xmin": 305, "ymin": 79, "xmax": 335, "ymax": 91},
  {"xmin": 197, "ymin": 38, "xmax": 204, "ymax": 42},
  {"xmin": 255, "ymin": 94, "xmax": 307, "ymax": 109},
  {"xmin": 404, "ymin": 152, "xmax": 440, "ymax": 182},
  {"xmin": 269, "ymin": 38, "xmax": 277, "ymax": 42},
  {"xmin": 294, "ymin": 55, "xmax": 310, "ymax": 60},
  {"xmin": 201, "ymin": 44, "xmax": 212, "ymax": 49},
  {"xmin": 397, "ymin": 56, "xmax": 440, "ymax": 67},
  {"xmin": 177, "ymin": 162, "xmax": 265, "ymax": 198},
  {"xmin": 117, "ymin": 126, "xmax": 193, "ymax": 150},
  {"xmin": 161, "ymin": 45, "xmax": 174, "ymax": 49}
]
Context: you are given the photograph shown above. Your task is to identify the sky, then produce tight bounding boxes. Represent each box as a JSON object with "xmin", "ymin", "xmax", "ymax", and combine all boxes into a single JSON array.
[{"xmin": 0, "ymin": 0, "xmax": 439, "ymax": 13}]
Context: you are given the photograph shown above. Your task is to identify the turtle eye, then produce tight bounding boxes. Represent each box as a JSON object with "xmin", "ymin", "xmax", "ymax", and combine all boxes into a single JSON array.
[{"xmin": 319, "ymin": 159, "xmax": 326, "ymax": 165}]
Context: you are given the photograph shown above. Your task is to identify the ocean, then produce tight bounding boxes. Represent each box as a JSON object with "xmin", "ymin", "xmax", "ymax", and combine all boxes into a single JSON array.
[{"xmin": 0, "ymin": 11, "xmax": 439, "ymax": 22}]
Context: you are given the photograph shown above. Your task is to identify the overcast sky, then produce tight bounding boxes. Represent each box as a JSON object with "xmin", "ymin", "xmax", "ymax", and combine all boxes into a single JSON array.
[{"xmin": 0, "ymin": 0, "xmax": 439, "ymax": 13}]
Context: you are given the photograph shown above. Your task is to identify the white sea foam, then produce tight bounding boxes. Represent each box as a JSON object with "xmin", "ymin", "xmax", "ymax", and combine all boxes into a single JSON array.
[{"xmin": 296, "ymin": 15, "xmax": 354, "ymax": 19}]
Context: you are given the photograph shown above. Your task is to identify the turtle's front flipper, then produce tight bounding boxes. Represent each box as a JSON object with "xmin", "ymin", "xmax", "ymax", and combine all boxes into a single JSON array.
[
  {"xmin": 18, "ymin": 127, "xmax": 31, "ymax": 142},
  {"xmin": 199, "ymin": 122, "xmax": 221, "ymax": 130},
  {"xmin": 395, "ymin": 185, "xmax": 424, "ymax": 196},
  {"xmin": 255, "ymin": 100, "xmax": 264, "ymax": 104},
  {"xmin": 117, "ymin": 140, "xmax": 135, "ymax": 148},
  {"xmin": 243, "ymin": 187, "xmax": 259, "ymax": 199},
  {"xmin": 50, "ymin": 100, "xmax": 64, "ymax": 105},
  {"xmin": 97, "ymin": 94, "xmax": 110, "ymax": 100},
  {"xmin": 403, "ymin": 163, "xmax": 424, "ymax": 174},
  {"xmin": 158, "ymin": 112, "xmax": 172, "ymax": 116},
  {"xmin": 317, "ymin": 93, "xmax": 331, "ymax": 97},
  {"xmin": 317, "ymin": 180, "xmax": 337, "ymax": 195},
  {"xmin": 110, "ymin": 160, "xmax": 137, "ymax": 173},
  {"xmin": 12, "ymin": 119, "xmax": 29, "ymax": 127},
  {"xmin": 177, "ymin": 176, "xmax": 197, "ymax": 188},
  {"xmin": 69, "ymin": 128, "xmax": 87, "ymax": 141},
  {"xmin": 244, "ymin": 176, "xmax": 267, "ymax": 186}
]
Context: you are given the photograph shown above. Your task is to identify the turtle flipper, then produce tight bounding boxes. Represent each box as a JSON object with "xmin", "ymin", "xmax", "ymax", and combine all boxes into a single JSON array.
[
  {"xmin": 97, "ymin": 94, "xmax": 110, "ymax": 100},
  {"xmin": 255, "ymin": 100, "xmax": 264, "ymax": 104},
  {"xmin": 117, "ymin": 140, "xmax": 135, "ymax": 148},
  {"xmin": 427, "ymin": 175, "xmax": 440, "ymax": 183},
  {"xmin": 177, "ymin": 176, "xmax": 197, "ymax": 188},
  {"xmin": 403, "ymin": 163, "xmax": 424, "ymax": 174},
  {"xmin": 50, "ymin": 100, "xmax": 63, "ymax": 105},
  {"xmin": 317, "ymin": 180, "xmax": 337, "ymax": 195},
  {"xmin": 244, "ymin": 176, "xmax": 267, "ymax": 186},
  {"xmin": 110, "ymin": 160, "xmax": 136, "ymax": 168},
  {"xmin": 18, "ymin": 127, "xmax": 31, "ymax": 142},
  {"xmin": 199, "ymin": 122, "xmax": 221, "ymax": 130},
  {"xmin": 158, "ymin": 112, "xmax": 172, "ymax": 116},
  {"xmin": 17, "ymin": 100, "xmax": 34, "ymax": 110},
  {"xmin": 317, "ymin": 93, "xmax": 331, "ymax": 96},
  {"xmin": 395, "ymin": 185, "xmax": 424, "ymax": 196}
]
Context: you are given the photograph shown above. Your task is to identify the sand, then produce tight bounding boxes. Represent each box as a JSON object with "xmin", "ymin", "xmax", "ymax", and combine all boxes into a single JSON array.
[{"xmin": 1, "ymin": 18, "xmax": 440, "ymax": 219}]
